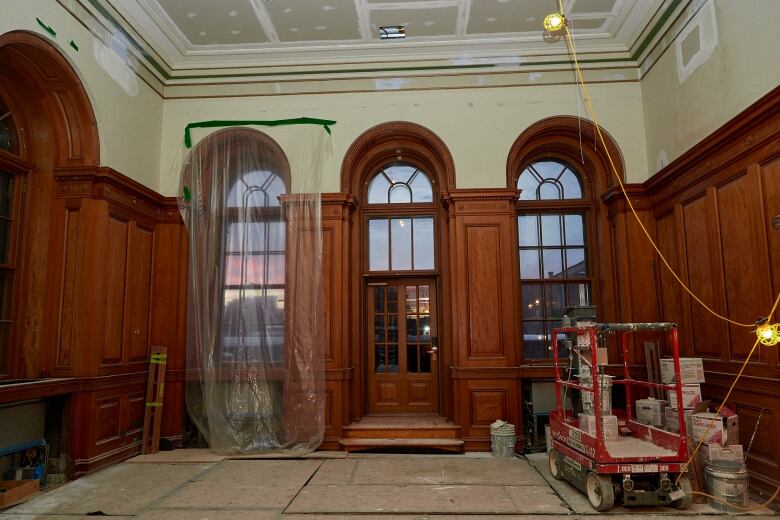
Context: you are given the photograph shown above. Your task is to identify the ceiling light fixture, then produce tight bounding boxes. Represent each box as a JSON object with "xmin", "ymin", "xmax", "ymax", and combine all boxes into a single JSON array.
[
  {"xmin": 543, "ymin": 12, "xmax": 566, "ymax": 32},
  {"xmin": 379, "ymin": 26, "xmax": 405, "ymax": 40}
]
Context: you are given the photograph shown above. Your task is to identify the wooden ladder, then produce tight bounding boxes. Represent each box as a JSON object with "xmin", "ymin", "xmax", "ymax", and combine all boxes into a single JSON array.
[{"xmin": 142, "ymin": 346, "xmax": 167, "ymax": 454}]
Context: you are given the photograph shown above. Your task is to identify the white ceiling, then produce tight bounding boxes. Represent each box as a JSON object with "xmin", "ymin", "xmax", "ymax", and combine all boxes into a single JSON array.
[{"xmin": 101, "ymin": 0, "xmax": 669, "ymax": 77}]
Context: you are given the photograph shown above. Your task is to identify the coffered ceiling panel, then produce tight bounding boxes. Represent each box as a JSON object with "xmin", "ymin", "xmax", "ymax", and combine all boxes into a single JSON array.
[
  {"xmin": 370, "ymin": 5, "xmax": 460, "ymax": 38},
  {"xmin": 157, "ymin": 0, "xmax": 270, "ymax": 45},
  {"xmin": 265, "ymin": 0, "xmax": 362, "ymax": 42},
  {"xmin": 467, "ymin": 0, "xmax": 556, "ymax": 35}
]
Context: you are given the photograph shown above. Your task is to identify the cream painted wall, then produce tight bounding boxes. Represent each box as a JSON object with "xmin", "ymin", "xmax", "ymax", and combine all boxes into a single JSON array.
[
  {"xmin": 160, "ymin": 82, "xmax": 648, "ymax": 197},
  {"xmin": 642, "ymin": 0, "xmax": 780, "ymax": 176},
  {"xmin": 0, "ymin": 0, "xmax": 163, "ymax": 190}
]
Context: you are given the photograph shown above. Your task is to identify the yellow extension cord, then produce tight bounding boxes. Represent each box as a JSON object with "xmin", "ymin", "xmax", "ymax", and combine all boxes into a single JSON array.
[{"xmin": 555, "ymin": 2, "xmax": 780, "ymax": 510}]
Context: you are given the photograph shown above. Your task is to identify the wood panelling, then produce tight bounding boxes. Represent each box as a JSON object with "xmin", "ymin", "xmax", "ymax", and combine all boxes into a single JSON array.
[
  {"xmin": 465, "ymin": 225, "xmax": 503, "ymax": 358},
  {"xmin": 103, "ymin": 218, "xmax": 128, "ymax": 366},
  {"xmin": 125, "ymin": 224, "xmax": 154, "ymax": 365},
  {"xmin": 57, "ymin": 209, "xmax": 80, "ymax": 370},
  {"xmin": 96, "ymin": 397, "xmax": 121, "ymax": 443},
  {"xmin": 606, "ymin": 86, "xmax": 780, "ymax": 500}
]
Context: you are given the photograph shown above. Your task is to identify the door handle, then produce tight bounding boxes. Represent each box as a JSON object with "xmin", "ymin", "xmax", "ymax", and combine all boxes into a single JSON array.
[{"xmin": 427, "ymin": 337, "xmax": 438, "ymax": 355}]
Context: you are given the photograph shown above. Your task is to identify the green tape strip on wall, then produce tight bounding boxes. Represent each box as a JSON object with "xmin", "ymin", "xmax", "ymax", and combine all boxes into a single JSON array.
[{"xmin": 183, "ymin": 117, "xmax": 337, "ymax": 148}]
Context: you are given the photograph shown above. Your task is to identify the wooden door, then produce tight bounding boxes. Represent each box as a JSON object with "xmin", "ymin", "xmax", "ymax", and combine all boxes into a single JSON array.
[{"xmin": 368, "ymin": 279, "xmax": 439, "ymax": 413}]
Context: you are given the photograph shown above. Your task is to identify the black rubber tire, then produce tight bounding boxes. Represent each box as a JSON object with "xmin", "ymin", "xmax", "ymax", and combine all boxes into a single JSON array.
[
  {"xmin": 548, "ymin": 449, "xmax": 563, "ymax": 480},
  {"xmin": 586, "ymin": 472, "xmax": 615, "ymax": 512},
  {"xmin": 673, "ymin": 476, "xmax": 693, "ymax": 510}
]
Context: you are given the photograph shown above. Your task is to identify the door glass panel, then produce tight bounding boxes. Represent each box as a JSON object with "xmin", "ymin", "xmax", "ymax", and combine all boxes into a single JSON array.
[
  {"xmin": 390, "ymin": 218, "xmax": 412, "ymax": 270},
  {"xmin": 387, "ymin": 286, "xmax": 397, "ymax": 312},
  {"xmin": 374, "ymin": 286, "xmax": 385, "ymax": 312},
  {"xmin": 0, "ymin": 322, "xmax": 8, "ymax": 375},
  {"xmin": 374, "ymin": 315, "xmax": 385, "ymax": 342},
  {"xmin": 387, "ymin": 315, "xmax": 398, "ymax": 342},
  {"xmin": 0, "ymin": 271, "xmax": 13, "ymax": 321},
  {"xmin": 387, "ymin": 345, "xmax": 398, "ymax": 373},
  {"xmin": 418, "ymin": 315, "xmax": 431, "ymax": 341},
  {"xmin": 375, "ymin": 345, "xmax": 385, "ymax": 372},
  {"xmin": 406, "ymin": 317, "xmax": 418, "ymax": 341},
  {"xmin": 418, "ymin": 285, "xmax": 430, "ymax": 313},
  {"xmin": 405, "ymin": 286, "xmax": 417, "ymax": 313},
  {"xmin": 420, "ymin": 350, "xmax": 431, "ymax": 372},
  {"xmin": 407, "ymin": 345, "xmax": 418, "ymax": 372},
  {"xmin": 368, "ymin": 218, "xmax": 389, "ymax": 271}
]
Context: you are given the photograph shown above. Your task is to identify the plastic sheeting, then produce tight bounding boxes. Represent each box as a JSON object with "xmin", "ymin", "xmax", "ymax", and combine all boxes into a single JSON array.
[{"xmin": 177, "ymin": 125, "xmax": 329, "ymax": 454}]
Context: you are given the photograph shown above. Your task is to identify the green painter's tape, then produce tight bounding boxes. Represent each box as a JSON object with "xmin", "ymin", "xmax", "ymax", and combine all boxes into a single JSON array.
[
  {"xmin": 184, "ymin": 117, "xmax": 337, "ymax": 148},
  {"xmin": 36, "ymin": 18, "xmax": 56, "ymax": 37},
  {"xmin": 69, "ymin": 40, "xmax": 79, "ymax": 52},
  {"xmin": 182, "ymin": 186, "xmax": 191, "ymax": 201}
]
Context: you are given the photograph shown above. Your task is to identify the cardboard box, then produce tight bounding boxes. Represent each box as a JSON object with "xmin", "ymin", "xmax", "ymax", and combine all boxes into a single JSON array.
[
  {"xmin": 0, "ymin": 479, "xmax": 39, "ymax": 508},
  {"xmin": 667, "ymin": 384, "xmax": 702, "ymax": 409},
  {"xmin": 701, "ymin": 443, "xmax": 744, "ymax": 463},
  {"xmin": 691, "ymin": 412, "xmax": 739, "ymax": 445},
  {"xmin": 660, "ymin": 357, "xmax": 705, "ymax": 384},
  {"xmin": 578, "ymin": 413, "xmax": 618, "ymax": 439},
  {"xmin": 664, "ymin": 407, "xmax": 694, "ymax": 434},
  {"xmin": 636, "ymin": 398, "xmax": 668, "ymax": 427}
]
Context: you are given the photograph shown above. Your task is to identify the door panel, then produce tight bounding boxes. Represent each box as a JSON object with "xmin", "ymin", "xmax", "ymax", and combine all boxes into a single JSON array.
[{"xmin": 368, "ymin": 279, "xmax": 438, "ymax": 413}]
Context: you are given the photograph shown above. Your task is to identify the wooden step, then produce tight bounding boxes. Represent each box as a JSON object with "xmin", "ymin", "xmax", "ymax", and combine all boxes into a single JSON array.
[
  {"xmin": 342, "ymin": 416, "xmax": 461, "ymax": 439},
  {"xmin": 339, "ymin": 438, "xmax": 464, "ymax": 452}
]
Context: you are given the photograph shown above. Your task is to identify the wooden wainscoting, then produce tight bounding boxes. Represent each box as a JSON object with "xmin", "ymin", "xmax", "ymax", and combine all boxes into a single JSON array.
[{"xmin": 605, "ymin": 86, "xmax": 780, "ymax": 499}]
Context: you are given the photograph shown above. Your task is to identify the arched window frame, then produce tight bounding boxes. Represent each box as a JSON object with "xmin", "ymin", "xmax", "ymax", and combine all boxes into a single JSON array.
[
  {"xmin": 186, "ymin": 128, "xmax": 291, "ymax": 365},
  {"xmin": 507, "ymin": 116, "xmax": 625, "ymax": 363}
]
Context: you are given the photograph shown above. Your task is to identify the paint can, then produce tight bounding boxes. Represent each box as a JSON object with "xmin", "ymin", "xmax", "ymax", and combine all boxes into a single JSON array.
[{"xmin": 704, "ymin": 459, "xmax": 749, "ymax": 510}]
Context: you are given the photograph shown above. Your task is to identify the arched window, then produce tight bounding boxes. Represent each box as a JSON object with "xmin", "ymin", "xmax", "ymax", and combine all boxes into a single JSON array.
[
  {"xmin": 0, "ymin": 96, "xmax": 20, "ymax": 155},
  {"xmin": 516, "ymin": 160, "xmax": 592, "ymax": 360},
  {"xmin": 365, "ymin": 163, "xmax": 435, "ymax": 272}
]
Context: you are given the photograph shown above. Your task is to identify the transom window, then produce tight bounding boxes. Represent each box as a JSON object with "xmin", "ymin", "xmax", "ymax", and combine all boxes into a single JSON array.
[
  {"xmin": 368, "ymin": 163, "xmax": 433, "ymax": 204},
  {"xmin": 366, "ymin": 163, "xmax": 435, "ymax": 272},
  {"xmin": 517, "ymin": 160, "xmax": 592, "ymax": 360}
]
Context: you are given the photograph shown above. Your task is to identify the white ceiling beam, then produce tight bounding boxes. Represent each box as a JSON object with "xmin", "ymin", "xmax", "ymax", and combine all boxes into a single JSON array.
[
  {"xmin": 354, "ymin": 0, "xmax": 373, "ymax": 40},
  {"xmin": 455, "ymin": 0, "xmax": 471, "ymax": 35}
]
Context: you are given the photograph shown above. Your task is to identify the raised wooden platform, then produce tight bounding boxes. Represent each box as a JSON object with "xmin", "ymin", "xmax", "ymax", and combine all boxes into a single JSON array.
[{"xmin": 340, "ymin": 415, "xmax": 464, "ymax": 452}]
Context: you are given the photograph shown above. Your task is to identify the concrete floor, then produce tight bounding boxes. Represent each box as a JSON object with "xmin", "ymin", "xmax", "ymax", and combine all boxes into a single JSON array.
[{"xmin": 0, "ymin": 450, "xmax": 775, "ymax": 519}]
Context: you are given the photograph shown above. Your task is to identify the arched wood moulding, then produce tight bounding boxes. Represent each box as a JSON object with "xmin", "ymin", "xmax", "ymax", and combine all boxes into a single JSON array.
[
  {"xmin": 506, "ymin": 116, "xmax": 624, "ymax": 196},
  {"xmin": 0, "ymin": 30, "xmax": 99, "ymax": 168},
  {"xmin": 341, "ymin": 121, "xmax": 456, "ymax": 196},
  {"xmin": 183, "ymin": 127, "xmax": 292, "ymax": 193}
]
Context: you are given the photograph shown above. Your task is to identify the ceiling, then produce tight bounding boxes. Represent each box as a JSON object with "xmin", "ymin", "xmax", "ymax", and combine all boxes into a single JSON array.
[{"xmin": 95, "ymin": 0, "xmax": 674, "ymax": 79}]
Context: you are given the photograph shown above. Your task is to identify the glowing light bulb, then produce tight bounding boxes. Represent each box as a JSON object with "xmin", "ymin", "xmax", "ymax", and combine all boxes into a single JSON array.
[
  {"xmin": 543, "ymin": 12, "xmax": 565, "ymax": 32},
  {"xmin": 756, "ymin": 323, "xmax": 780, "ymax": 347}
]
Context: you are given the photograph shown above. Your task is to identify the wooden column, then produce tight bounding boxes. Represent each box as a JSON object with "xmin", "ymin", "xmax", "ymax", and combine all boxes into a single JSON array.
[{"xmin": 444, "ymin": 188, "xmax": 522, "ymax": 451}]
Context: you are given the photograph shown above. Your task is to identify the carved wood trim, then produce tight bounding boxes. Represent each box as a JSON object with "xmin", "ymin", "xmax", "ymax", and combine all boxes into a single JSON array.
[
  {"xmin": 340, "ymin": 121, "xmax": 456, "ymax": 193},
  {"xmin": 0, "ymin": 372, "xmax": 147, "ymax": 405}
]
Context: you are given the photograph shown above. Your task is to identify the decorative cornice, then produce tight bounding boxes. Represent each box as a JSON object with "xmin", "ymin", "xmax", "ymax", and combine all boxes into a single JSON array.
[
  {"xmin": 0, "ymin": 372, "xmax": 148, "ymax": 405},
  {"xmin": 54, "ymin": 166, "xmax": 182, "ymax": 224},
  {"xmin": 442, "ymin": 188, "xmax": 520, "ymax": 204},
  {"xmin": 341, "ymin": 121, "xmax": 456, "ymax": 193}
]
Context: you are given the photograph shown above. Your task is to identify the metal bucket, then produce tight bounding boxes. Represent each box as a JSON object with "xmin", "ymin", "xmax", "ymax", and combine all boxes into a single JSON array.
[
  {"xmin": 704, "ymin": 459, "xmax": 749, "ymax": 510},
  {"xmin": 580, "ymin": 375, "xmax": 613, "ymax": 415},
  {"xmin": 490, "ymin": 421, "xmax": 516, "ymax": 458}
]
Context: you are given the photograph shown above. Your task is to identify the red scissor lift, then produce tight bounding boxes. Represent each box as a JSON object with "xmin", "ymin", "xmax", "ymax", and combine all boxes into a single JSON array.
[{"xmin": 547, "ymin": 322, "xmax": 692, "ymax": 511}]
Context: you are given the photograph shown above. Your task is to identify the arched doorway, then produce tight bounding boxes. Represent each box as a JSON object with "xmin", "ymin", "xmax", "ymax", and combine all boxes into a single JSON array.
[
  {"xmin": 341, "ymin": 122, "xmax": 455, "ymax": 420},
  {"xmin": 0, "ymin": 30, "xmax": 99, "ymax": 378}
]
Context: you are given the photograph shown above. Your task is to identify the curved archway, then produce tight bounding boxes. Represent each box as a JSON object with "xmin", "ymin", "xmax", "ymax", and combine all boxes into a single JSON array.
[
  {"xmin": 341, "ymin": 121, "xmax": 456, "ymax": 195},
  {"xmin": 506, "ymin": 116, "xmax": 624, "ymax": 195},
  {"xmin": 0, "ymin": 30, "xmax": 99, "ymax": 169}
]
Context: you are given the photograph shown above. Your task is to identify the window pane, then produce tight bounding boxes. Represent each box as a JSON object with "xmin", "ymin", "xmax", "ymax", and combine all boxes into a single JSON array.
[
  {"xmin": 0, "ymin": 220, "xmax": 9, "ymax": 264},
  {"xmin": 368, "ymin": 218, "xmax": 389, "ymax": 271},
  {"xmin": 560, "ymin": 169, "xmax": 583, "ymax": 198},
  {"xmin": 549, "ymin": 320, "xmax": 566, "ymax": 357},
  {"xmin": 226, "ymin": 222, "xmax": 285, "ymax": 253},
  {"xmin": 406, "ymin": 317, "xmax": 418, "ymax": 341},
  {"xmin": 566, "ymin": 283, "xmax": 591, "ymax": 307},
  {"xmin": 533, "ymin": 161, "xmax": 565, "ymax": 179},
  {"xmin": 412, "ymin": 217, "xmax": 434, "ymax": 270},
  {"xmin": 0, "ymin": 322, "xmax": 9, "ymax": 374},
  {"xmin": 227, "ymin": 170, "xmax": 285, "ymax": 207},
  {"xmin": 518, "ymin": 215, "xmax": 539, "ymax": 247},
  {"xmin": 522, "ymin": 284, "xmax": 544, "ymax": 320},
  {"xmin": 409, "ymin": 171, "xmax": 433, "ymax": 202},
  {"xmin": 542, "ymin": 249, "xmax": 564, "ymax": 278},
  {"xmin": 419, "ymin": 315, "xmax": 431, "ymax": 340},
  {"xmin": 541, "ymin": 215, "xmax": 562, "ymax": 246},
  {"xmin": 374, "ymin": 315, "xmax": 385, "ymax": 342},
  {"xmin": 224, "ymin": 254, "xmax": 285, "ymax": 286},
  {"xmin": 546, "ymin": 283, "xmax": 565, "ymax": 319},
  {"xmin": 390, "ymin": 218, "xmax": 412, "ymax": 270},
  {"xmin": 0, "ymin": 97, "xmax": 19, "ymax": 155},
  {"xmin": 564, "ymin": 215, "xmax": 585, "ymax": 246},
  {"xmin": 519, "ymin": 250, "xmax": 541, "ymax": 279},
  {"xmin": 221, "ymin": 287, "xmax": 285, "ymax": 363},
  {"xmin": 389, "ymin": 184, "xmax": 412, "ymax": 203},
  {"xmin": 565, "ymin": 248, "xmax": 587, "ymax": 277},
  {"xmin": 387, "ymin": 315, "xmax": 398, "ymax": 342},
  {"xmin": 523, "ymin": 321, "xmax": 545, "ymax": 359},
  {"xmin": 374, "ymin": 286, "xmax": 385, "ymax": 312},
  {"xmin": 517, "ymin": 170, "xmax": 539, "ymax": 200},
  {"xmin": 418, "ymin": 285, "xmax": 430, "ymax": 313},
  {"xmin": 539, "ymin": 181, "xmax": 561, "ymax": 200},
  {"xmin": 384, "ymin": 164, "xmax": 416, "ymax": 184},
  {"xmin": 420, "ymin": 349, "xmax": 431, "ymax": 372},
  {"xmin": 0, "ymin": 172, "xmax": 14, "ymax": 218},
  {"xmin": 368, "ymin": 174, "xmax": 391, "ymax": 203},
  {"xmin": 375, "ymin": 345, "xmax": 386, "ymax": 372}
]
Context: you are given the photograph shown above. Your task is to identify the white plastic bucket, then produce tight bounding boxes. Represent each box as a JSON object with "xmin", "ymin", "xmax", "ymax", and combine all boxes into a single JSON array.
[{"xmin": 544, "ymin": 425, "xmax": 551, "ymax": 453}]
